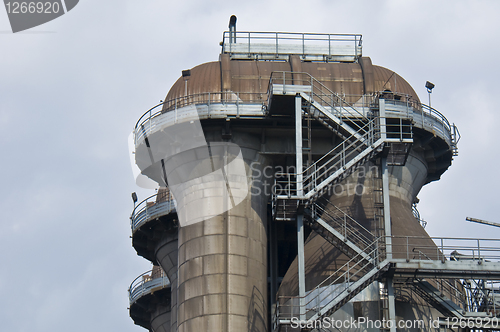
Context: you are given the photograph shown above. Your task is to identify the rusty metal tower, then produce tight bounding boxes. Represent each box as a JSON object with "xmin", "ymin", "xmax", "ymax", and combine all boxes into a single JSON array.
[{"xmin": 127, "ymin": 17, "xmax": 500, "ymax": 332}]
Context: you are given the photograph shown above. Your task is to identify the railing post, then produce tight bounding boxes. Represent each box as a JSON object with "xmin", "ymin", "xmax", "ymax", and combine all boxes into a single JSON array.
[
  {"xmin": 354, "ymin": 35, "xmax": 358, "ymax": 59},
  {"xmin": 379, "ymin": 99, "xmax": 387, "ymax": 141},
  {"xmin": 346, "ymin": 261, "xmax": 350, "ymax": 287},
  {"xmin": 441, "ymin": 238, "xmax": 445, "ymax": 263},
  {"xmin": 236, "ymin": 91, "xmax": 240, "ymax": 118},
  {"xmin": 141, "ymin": 278, "xmax": 145, "ymax": 300},
  {"xmin": 302, "ymin": 33, "xmax": 305, "ymax": 57},
  {"xmin": 406, "ymin": 237, "xmax": 409, "ymax": 261},
  {"xmin": 149, "ymin": 109, "xmax": 152, "ymax": 136},
  {"xmin": 287, "ymin": 174, "xmax": 291, "ymax": 199},
  {"xmin": 175, "ymin": 99, "xmax": 178, "ymax": 123},
  {"xmin": 275, "ymin": 32, "xmax": 278, "ymax": 57},
  {"xmin": 421, "ymin": 104, "xmax": 424, "ymax": 128},
  {"xmin": 248, "ymin": 31, "xmax": 251, "ymax": 54},
  {"xmin": 340, "ymin": 98, "xmax": 343, "ymax": 124},
  {"xmin": 314, "ymin": 164, "xmax": 317, "ymax": 190},
  {"xmin": 399, "ymin": 118, "xmax": 403, "ymax": 141},
  {"xmin": 344, "ymin": 214, "xmax": 347, "ymax": 239},
  {"xmin": 328, "ymin": 34, "xmax": 331, "ymax": 59},
  {"xmin": 316, "ymin": 289, "xmax": 320, "ymax": 316}
]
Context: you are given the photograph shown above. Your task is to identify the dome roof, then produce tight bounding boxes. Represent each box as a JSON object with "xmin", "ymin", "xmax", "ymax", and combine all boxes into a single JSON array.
[{"xmin": 165, "ymin": 56, "xmax": 419, "ymax": 105}]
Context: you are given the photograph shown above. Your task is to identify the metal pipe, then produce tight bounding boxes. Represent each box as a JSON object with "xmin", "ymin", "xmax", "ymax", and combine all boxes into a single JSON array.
[{"xmin": 228, "ymin": 15, "xmax": 237, "ymax": 43}]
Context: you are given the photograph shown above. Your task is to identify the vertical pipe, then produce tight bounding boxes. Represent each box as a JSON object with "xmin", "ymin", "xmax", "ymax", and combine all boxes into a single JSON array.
[{"xmin": 228, "ymin": 15, "xmax": 237, "ymax": 44}]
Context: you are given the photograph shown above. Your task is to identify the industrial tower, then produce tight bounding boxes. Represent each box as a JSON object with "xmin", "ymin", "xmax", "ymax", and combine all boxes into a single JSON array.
[{"xmin": 128, "ymin": 17, "xmax": 500, "ymax": 332}]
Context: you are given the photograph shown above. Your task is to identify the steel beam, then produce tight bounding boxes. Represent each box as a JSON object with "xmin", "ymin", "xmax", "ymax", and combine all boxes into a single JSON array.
[
  {"xmin": 295, "ymin": 94, "xmax": 303, "ymax": 197},
  {"xmin": 297, "ymin": 214, "xmax": 306, "ymax": 320},
  {"xmin": 387, "ymin": 277, "xmax": 397, "ymax": 332}
]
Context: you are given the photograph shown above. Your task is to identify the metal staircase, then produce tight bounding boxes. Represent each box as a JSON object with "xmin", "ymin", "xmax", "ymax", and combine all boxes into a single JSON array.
[
  {"xmin": 410, "ymin": 279, "xmax": 496, "ymax": 329},
  {"xmin": 276, "ymin": 237, "xmax": 390, "ymax": 327},
  {"xmin": 270, "ymin": 72, "xmax": 412, "ymax": 208},
  {"xmin": 269, "ymin": 72, "xmax": 412, "ymax": 331},
  {"xmin": 274, "ymin": 198, "xmax": 391, "ymax": 330},
  {"xmin": 305, "ymin": 198, "xmax": 376, "ymax": 263},
  {"xmin": 274, "ymin": 117, "xmax": 384, "ymax": 203},
  {"xmin": 411, "ymin": 279, "xmax": 468, "ymax": 318}
]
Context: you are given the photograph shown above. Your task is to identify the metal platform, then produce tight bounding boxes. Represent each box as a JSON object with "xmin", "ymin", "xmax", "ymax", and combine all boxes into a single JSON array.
[
  {"xmin": 221, "ymin": 31, "xmax": 362, "ymax": 62},
  {"xmin": 130, "ymin": 192, "xmax": 176, "ymax": 233}
]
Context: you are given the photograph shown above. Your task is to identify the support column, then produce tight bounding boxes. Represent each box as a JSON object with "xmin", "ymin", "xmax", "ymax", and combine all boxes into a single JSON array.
[
  {"xmin": 387, "ymin": 277, "xmax": 397, "ymax": 332},
  {"xmin": 269, "ymin": 211, "xmax": 278, "ymax": 313},
  {"xmin": 379, "ymin": 99, "xmax": 392, "ymax": 260},
  {"xmin": 381, "ymin": 98, "xmax": 396, "ymax": 332},
  {"xmin": 295, "ymin": 94, "xmax": 303, "ymax": 197},
  {"xmin": 297, "ymin": 214, "xmax": 306, "ymax": 321},
  {"xmin": 381, "ymin": 157, "xmax": 392, "ymax": 260},
  {"xmin": 295, "ymin": 93, "xmax": 306, "ymax": 321}
]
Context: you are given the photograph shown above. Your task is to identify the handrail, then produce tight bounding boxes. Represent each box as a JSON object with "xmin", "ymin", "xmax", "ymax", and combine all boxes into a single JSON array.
[
  {"xmin": 268, "ymin": 71, "xmax": 369, "ymax": 123},
  {"xmin": 133, "ymin": 91, "xmax": 266, "ymax": 145},
  {"xmin": 276, "ymin": 236, "xmax": 385, "ymax": 322},
  {"xmin": 222, "ymin": 31, "xmax": 362, "ymax": 44},
  {"xmin": 275, "ymin": 235, "xmax": 500, "ymax": 324},
  {"xmin": 391, "ymin": 235, "xmax": 500, "ymax": 262},
  {"xmin": 302, "ymin": 118, "xmax": 377, "ymax": 176},
  {"xmin": 128, "ymin": 269, "xmax": 170, "ymax": 305},
  {"xmin": 412, "ymin": 203, "xmax": 427, "ymax": 228},
  {"xmin": 221, "ymin": 31, "xmax": 362, "ymax": 60},
  {"xmin": 132, "ymin": 72, "xmax": 457, "ymax": 156},
  {"xmin": 310, "ymin": 198, "xmax": 374, "ymax": 251},
  {"xmin": 130, "ymin": 192, "xmax": 176, "ymax": 232},
  {"xmin": 412, "ymin": 251, "xmax": 467, "ymax": 311},
  {"xmin": 273, "ymin": 117, "xmax": 388, "ymax": 199}
]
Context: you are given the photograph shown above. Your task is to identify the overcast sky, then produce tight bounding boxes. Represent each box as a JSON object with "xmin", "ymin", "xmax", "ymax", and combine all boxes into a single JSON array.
[{"xmin": 2, "ymin": 1, "xmax": 500, "ymax": 331}]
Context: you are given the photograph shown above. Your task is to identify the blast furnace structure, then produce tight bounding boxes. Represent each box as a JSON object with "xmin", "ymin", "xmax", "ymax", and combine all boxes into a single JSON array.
[{"xmin": 127, "ymin": 18, "xmax": 500, "ymax": 332}]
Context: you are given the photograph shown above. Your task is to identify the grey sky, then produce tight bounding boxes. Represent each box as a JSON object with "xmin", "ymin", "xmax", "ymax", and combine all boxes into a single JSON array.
[{"xmin": 1, "ymin": 0, "xmax": 499, "ymax": 331}]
